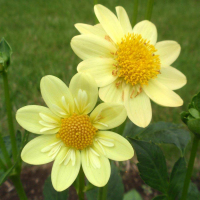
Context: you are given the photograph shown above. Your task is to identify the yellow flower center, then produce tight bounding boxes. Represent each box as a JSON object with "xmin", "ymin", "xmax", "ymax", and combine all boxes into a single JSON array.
[
  {"xmin": 115, "ymin": 33, "xmax": 161, "ymax": 86},
  {"xmin": 57, "ymin": 114, "xmax": 98, "ymax": 150}
]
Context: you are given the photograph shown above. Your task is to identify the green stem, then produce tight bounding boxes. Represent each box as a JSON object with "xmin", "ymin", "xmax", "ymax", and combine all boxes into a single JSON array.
[
  {"xmin": 181, "ymin": 136, "xmax": 199, "ymax": 200},
  {"xmin": 97, "ymin": 185, "xmax": 108, "ymax": 200},
  {"xmin": 0, "ymin": 132, "xmax": 12, "ymax": 167},
  {"xmin": 0, "ymin": 157, "xmax": 7, "ymax": 171},
  {"xmin": 2, "ymin": 70, "xmax": 18, "ymax": 161},
  {"xmin": 145, "ymin": 0, "xmax": 154, "ymax": 21},
  {"xmin": 11, "ymin": 175, "xmax": 28, "ymax": 200},
  {"xmin": 78, "ymin": 167, "xmax": 85, "ymax": 200},
  {"xmin": 132, "ymin": 0, "xmax": 139, "ymax": 27}
]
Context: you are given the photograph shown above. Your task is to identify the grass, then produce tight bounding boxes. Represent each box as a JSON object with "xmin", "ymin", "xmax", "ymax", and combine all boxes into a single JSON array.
[{"xmin": 0, "ymin": 0, "xmax": 200, "ymax": 133}]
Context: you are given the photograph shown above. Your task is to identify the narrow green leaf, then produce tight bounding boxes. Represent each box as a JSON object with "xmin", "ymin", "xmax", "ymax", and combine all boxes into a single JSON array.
[
  {"xmin": 43, "ymin": 176, "xmax": 68, "ymax": 200},
  {"xmin": 86, "ymin": 162, "xmax": 124, "ymax": 200},
  {"xmin": 152, "ymin": 195, "xmax": 168, "ymax": 200},
  {"xmin": 168, "ymin": 157, "xmax": 187, "ymax": 199},
  {"xmin": 123, "ymin": 189, "xmax": 143, "ymax": 200},
  {"xmin": 130, "ymin": 139, "xmax": 168, "ymax": 194}
]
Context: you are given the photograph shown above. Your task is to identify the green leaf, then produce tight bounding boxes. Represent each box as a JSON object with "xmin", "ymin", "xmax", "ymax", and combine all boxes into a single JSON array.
[
  {"xmin": 86, "ymin": 162, "xmax": 124, "ymax": 200},
  {"xmin": 123, "ymin": 189, "xmax": 143, "ymax": 200},
  {"xmin": 130, "ymin": 139, "xmax": 168, "ymax": 194},
  {"xmin": 189, "ymin": 108, "xmax": 200, "ymax": 119},
  {"xmin": 133, "ymin": 122, "xmax": 190, "ymax": 155},
  {"xmin": 187, "ymin": 118, "xmax": 200, "ymax": 136},
  {"xmin": 152, "ymin": 195, "xmax": 168, "ymax": 200},
  {"xmin": 186, "ymin": 182, "xmax": 200, "ymax": 200},
  {"xmin": 43, "ymin": 176, "xmax": 68, "ymax": 200},
  {"xmin": 192, "ymin": 92, "xmax": 200, "ymax": 112},
  {"xmin": 168, "ymin": 157, "xmax": 186, "ymax": 199}
]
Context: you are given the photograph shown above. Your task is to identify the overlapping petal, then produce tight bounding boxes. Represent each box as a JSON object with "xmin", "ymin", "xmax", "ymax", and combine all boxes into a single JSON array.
[
  {"xmin": 51, "ymin": 147, "xmax": 81, "ymax": 191},
  {"xmin": 143, "ymin": 79, "xmax": 183, "ymax": 107},
  {"xmin": 69, "ymin": 73, "xmax": 98, "ymax": 114},
  {"xmin": 16, "ymin": 105, "xmax": 60, "ymax": 134},
  {"xmin": 71, "ymin": 35, "xmax": 116, "ymax": 60},
  {"xmin": 94, "ymin": 131, "xmax": 134, "ymax": 161},
  {"xmin": 94, "ymin": 4, "xmax": 124, "ymax": 43},
  {"xmin": 21, "ymin": 135, "xmax": 60, "ymax": 165},
  {"xmin": 77, "ymin": 58, "xmax": 118, "ymax": 87},
  {"xmin": 124, "ymin": 85, "xmax": 152, "ymax": 127},
  {"xmin": 40, "ymin": 75, "xmax": 74, "ymax": 118},
  {"xmin": 81, "ymin": 148, "xmax": 110, "ymax": 187},
  {"xmin": 90, "ymin": 103, "xmax": 127, "ymax": 130}
]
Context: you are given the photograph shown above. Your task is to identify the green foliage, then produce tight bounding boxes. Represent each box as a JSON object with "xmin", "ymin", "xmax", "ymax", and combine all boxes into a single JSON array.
[
  {"xmin": 152, "ymin": 195, "xmax": 168, "ymax": 200},
  {"xmin": 43, "ymin": 176, "xmax": 68, "ymax": 200},
  {"xmin": 130, "ymin": 139, "xmax": 168, "ymax": 194},
  {"xmin": 123, "ymin": 189, "xmax": 143, "ymax": 200},
  {"xmin": 86, "ymin": 162, "xmax": 124, "ymax": 200},
  {"xmin": 0, "ymin": 38, "xmax": 12, "ymax": 71},
  {"xmin": 124, "ymin": 121, "xmax": 190, "ymax": 155}
]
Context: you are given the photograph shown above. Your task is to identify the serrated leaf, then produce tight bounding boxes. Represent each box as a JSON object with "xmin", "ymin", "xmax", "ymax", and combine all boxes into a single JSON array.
[
  {"xmin": 134, "ymin": 122, "xmax": 190, "ymax": 155},
  {"xmin": 168, "ymin": 157, "xmax": 187, "ymax": 199},
  {"xmin": 152, "ymin": 195, "xmax": 168, "ymax": 200},
  {"xmin": 123, "ymin": 189, "xmax": 143, "ymax": 200},
  {"xmin": 86, "ymin": 162, "xmax": 124, "ymax": 200},
  {"xmin": 130, "ymin": 139, "xmax": 168, "ymax": 194},
  {"xmin": 43, "ymin": 176, "xmax": 68, "ymax": 200}
]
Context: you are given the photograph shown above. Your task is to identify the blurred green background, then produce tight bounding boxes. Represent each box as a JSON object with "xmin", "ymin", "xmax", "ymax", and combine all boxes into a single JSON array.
[{"xmin": 0, "ymin": 0, "xmax": 199, "ymax": 133}]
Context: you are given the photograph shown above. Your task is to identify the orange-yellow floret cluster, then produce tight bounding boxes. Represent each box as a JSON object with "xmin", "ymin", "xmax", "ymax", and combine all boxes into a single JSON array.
[
  {"xmin": 57, "ymin": 114, "xmax": 98, "ymax": 150},
  {"xmin": 115, "ymin": 33, "xmax": 161, "ymax": 86}
]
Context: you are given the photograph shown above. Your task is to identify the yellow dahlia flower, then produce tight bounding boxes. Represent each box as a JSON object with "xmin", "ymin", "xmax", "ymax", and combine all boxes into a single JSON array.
[
  {"xmin": 16, "ymin": 73, "xmax": 133, "ymax": 191},
  {"xmin": 71, "ymin": 4, "xmax": 187, "ymax": 128}
]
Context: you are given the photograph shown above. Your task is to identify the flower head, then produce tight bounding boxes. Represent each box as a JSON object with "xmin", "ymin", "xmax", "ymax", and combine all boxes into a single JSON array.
[
  {"xmin": 71, "ymin": 5, "xmax": 187, "ymax": 127},
  {"xmin": 16, "ymin": 73, "xmax": 133, "ymax": 191}
]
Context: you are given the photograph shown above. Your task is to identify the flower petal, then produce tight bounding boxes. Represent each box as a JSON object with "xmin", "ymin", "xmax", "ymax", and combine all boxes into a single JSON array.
[
  {"xmin": 94, "ymin": 131, "xmax": 134, "ymax": 161},
  {"xmin": 77, "ymin": 58, "xmax": 118, "ymax": 87},
  {"xmin": 40, "ymin": 75, "xmax": 74, "ymax": 118},
  {"xmin": 155, "ymin": 41, "xmax": 181, "ymax": 66},
  {"xmin": 21, "ymin": 135, "xmax": 60, "ymax": 165},
  {"xmin": 51, "ymin": 147, "xmax": 81, "ymax": 191},
  {"xmin": 124, "ymin": 85, "xmax": 152, "ymax": 128},
  {"xmin": 116, "ymin": 6, "xmax": 132, "ymax": 34},
  {"xmin": 75, "ymin": 23, "xmax": 106, "ymax": 38},
  {"xmin": 94, "ymin": 4, "xmax": 124, "ymax": 43},
  {"xmin": 133, "ymin": 20, "xmax": 157, "ymax": 45},
  {"xmin": 157, "ymin": 66, "xmax": 187, "ymax": 90},
  {"xmin": 90, "ymin": 103, "xmax": 127, "ymax": 130},
  {"xmin": 99, "ymin": 80, "xmax": 124, "ymax": 103},
  {"xmin": 71, "ymin": 35, "xmax": 116, "ymax": 60},
  {"xmin": 81, "ymin": 148, "xmax": 110, "ymax": 187},
  {"xmin": 143, "ymin": 79, "xmax": 183, "ymax": 107},
  {"xmin": 69, "ymin": 73, "xmax": 98, "ymax": 114},
  {"xmin": 16, "ymin": 105, "xmax": 60, "ymax": 134}
]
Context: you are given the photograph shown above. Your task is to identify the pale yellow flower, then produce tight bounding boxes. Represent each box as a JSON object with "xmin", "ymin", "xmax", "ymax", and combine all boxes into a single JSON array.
[
  {"xmin": 71, "ymin": 4, "xmax": 187, "ymax": 128},
  {"xmin": 16, "ymin": 73, "xmax": 133, "ymax": 191}
]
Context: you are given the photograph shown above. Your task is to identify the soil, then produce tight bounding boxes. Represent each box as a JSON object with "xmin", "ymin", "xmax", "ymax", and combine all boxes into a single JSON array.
[{"xmin": 0, "ymin": 163, "xmax": 198, "ymax": 200}]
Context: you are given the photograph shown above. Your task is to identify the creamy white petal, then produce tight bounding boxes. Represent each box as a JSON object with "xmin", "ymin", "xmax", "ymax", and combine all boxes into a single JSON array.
[
  {"xmin": 81, "ymin": 148, "xmax": 110, "ymax": 187},
  {"xmin": 143, "ymin": 79, "xmax": 183, "ymax": 107},
  {"xmin": 71, "ymin": 35, "xmax": 116, "ymax": 60},
  {"xmin": 116, "ymin": 6, "xmax": 132, "ymax": 34},
  {"xmin": 51, "ymin": 147, "xmax": 81, "ymax": 191},
  {"xmin": 124, "ymin": 85, "xmax": 152, "ymax": 128},
  {"xmin": 16, "ymin": 105, "xmax": 60, "ymax": 134},
  {"xmin": 40, "ymin": 75, "xmax": 74, "ymax": 117},
  {"xmin": 77, "ymin": 58, "xmax": 118, "ymax": 87},
  {"xmin": 94, "ymin": 4, "xmax": 124, "ymax": 43},
  {"xmin": 133, "ymin": 20, "xmax": 157, "ymax": 45},
  {"xmin": 157, "ymin": 66, "xmax": 187, "ymax": 90},
  {"xmin": 90, "ymin": 103, "xmax": 127, "ymax": 129},
  {"xmin": 69, "ymin": 73, "xmax": 98, "ymax": 114},
  {"xmin": 155, "ymin": 41, "xmax": 181, "ymax": 66},
  {"xmin": 94, "ymin": 131, "xmax": 134, "ymax": 161},
  {"xmin": 99, "ymin": 79, "xmax": 124, "ymax": 103},
  {"xmin": 75, "ymin": 23, "xmax": 106, "ymax": 38},
  {"xmin": 21, "ymin": 135, "xmax": 60, "ymax": 165}
]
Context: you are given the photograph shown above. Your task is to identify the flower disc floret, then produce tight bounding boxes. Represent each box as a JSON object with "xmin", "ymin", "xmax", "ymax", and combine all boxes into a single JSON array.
[
  {"xmin": 115, "ymin": 33, "xmax": 161, "ymax": 86},
  {"xmin": 57, "ymin": 113, "xmax": 98, "ymax": 150}
]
